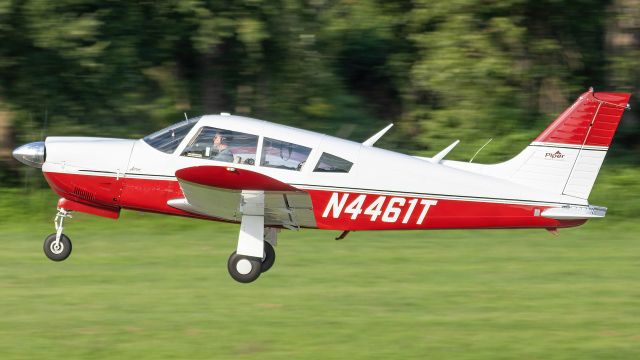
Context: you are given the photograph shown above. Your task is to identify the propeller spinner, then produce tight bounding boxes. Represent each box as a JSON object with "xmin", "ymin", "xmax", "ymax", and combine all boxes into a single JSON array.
[{"xmin": 12, "ymin": 141, "xmax": 45, "ymax": 168}]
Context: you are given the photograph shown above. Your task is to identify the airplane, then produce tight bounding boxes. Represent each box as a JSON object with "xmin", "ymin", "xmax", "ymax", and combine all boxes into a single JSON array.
[{"xmin": 12, "ymin": 88, "xmax": 631, "ymax": 283}]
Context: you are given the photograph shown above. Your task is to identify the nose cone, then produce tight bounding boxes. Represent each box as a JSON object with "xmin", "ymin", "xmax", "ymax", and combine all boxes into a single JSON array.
[{"xmin": 13, "ymin": 141, "xmax": 46, "ymax": 168}]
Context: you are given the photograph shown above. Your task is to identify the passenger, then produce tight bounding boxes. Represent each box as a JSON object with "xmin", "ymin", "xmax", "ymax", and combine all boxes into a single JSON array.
[{"xmin": 210, "ymin": 132, "xmax": 234, "ymax": 162}]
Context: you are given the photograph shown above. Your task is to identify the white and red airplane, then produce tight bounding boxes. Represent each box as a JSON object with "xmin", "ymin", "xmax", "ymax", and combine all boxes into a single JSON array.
[{"xmin": 12, "ymin": 89, "xmax": 631, "ymax": 282}]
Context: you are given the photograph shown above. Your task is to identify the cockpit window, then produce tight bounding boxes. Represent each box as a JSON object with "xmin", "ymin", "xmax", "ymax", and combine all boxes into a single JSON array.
[
  {"xmin": 260, "ymin": 138, "xmax": 311, "ymax": 171},
  {"xmin": 181, "ymin": 126, "xmax": 259, "ymax": 165},
  {"xmin": 314, "ymin": 152, "xmax": 353, "ymax": 173},
  {"xmin": 143, "ymin": 117, "xmax": 200, "ymax": 154}
]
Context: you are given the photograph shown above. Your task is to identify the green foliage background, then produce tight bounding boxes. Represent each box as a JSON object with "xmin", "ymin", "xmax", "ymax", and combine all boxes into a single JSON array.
[{"xmin": 0, "ymin": 0, "xmax": 638, "ymax": 185}]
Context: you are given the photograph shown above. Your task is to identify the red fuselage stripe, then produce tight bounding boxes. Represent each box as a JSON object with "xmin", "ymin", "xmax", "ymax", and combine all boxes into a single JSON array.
[{"xmin": 43, "ymin": 171, "xmax": 585, "ymax": 230}]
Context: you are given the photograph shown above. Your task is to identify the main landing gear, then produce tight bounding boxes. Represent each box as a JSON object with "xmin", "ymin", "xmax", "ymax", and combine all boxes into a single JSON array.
[
  {"xmin": 227, "ymin": 191, "xmax": 280, "ymax": 283},
  {"xmin": 227, "ymin": 228, "xmax": 278, "ymax": 283},
  {"xmin": 43, "ymin": 208, "xmax": 73, "ymax": 261}
]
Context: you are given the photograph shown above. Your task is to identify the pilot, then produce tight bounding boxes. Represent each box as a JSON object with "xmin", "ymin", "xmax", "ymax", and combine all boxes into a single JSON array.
[{"xmin": 210, "ymin": 132, "xmax": 234, "ymax": 162}]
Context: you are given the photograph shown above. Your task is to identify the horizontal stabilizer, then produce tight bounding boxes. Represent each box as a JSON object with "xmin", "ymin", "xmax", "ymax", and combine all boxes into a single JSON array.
[{"xmin": 541, "ymin": 205, "xmax": 606, "ymax": 220}]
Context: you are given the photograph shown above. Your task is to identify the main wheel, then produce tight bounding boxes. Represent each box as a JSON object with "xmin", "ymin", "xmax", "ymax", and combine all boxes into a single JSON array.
[
  {"xmin": 227, "ymin": 252, "xmax": 262, "ymax": 283},
  {"xmin": 261, "ymin": 242, "xmax": 276, "ymax": 273},
  {"xmin": 43, "ymin": 233, "xmax": 72, "ymax": 262}
]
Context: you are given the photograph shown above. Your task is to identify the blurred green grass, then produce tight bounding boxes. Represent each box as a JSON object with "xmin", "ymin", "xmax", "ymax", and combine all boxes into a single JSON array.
[{"xmin": 0, "ymin": 164, "xmax": 639, "ymax": 359}]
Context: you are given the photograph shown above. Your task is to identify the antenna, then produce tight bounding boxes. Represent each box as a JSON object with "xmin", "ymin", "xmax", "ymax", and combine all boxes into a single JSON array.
[
  {"xmin": 184, "ymin": 112, "xmax": 189, "ymax": 121},
  {"xmin": 431, "ymin": 140, "xmax": 460, "ymax": 163},
  {"xmin": 469, "ymin": 138, "xmax": 492, "ymax": 163},
  {"xmin": 363, "ymin": 124, "xmax": 394, "ymax": 147}
]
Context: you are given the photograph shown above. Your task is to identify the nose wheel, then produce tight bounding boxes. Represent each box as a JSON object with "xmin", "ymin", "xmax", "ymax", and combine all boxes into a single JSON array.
[
  {"xmin": 43, "ymin": 233, "xmax": 72, "ymax": 261},
  {"xmin": 44, "ymin": 208, "xmax": 73, "ymax": 262}
]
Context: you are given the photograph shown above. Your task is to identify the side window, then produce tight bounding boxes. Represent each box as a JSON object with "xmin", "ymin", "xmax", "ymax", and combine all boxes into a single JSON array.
[
  {"xmin": 181, "ymin": 127, "xmax": 258, "ymax": 165},
  {"xmin": 314, "ymin": 152, "xmax": 353, "ymax": 173},
  {"xmin": 260, "ymin": 138, "xmax": 312, "ymax": 171}
]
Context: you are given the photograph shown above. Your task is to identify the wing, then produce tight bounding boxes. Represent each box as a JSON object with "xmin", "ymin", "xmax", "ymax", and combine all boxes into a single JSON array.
[{"xmin": 167, "ymin": 165, "xmax": 316, "ymax": 229}]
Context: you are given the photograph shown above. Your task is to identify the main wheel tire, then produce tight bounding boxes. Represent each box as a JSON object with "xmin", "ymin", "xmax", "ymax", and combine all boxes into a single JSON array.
[
  {"xmin": 261, "ymin": 242, "xmax": 276, "ymax": 273},
  {"xmin": 227, "ymin": 252, "xmax": 262, "ymax": 283},
  {"xmin": 43, "ymin": 233, "xmax": 72, "ymax": 262}
]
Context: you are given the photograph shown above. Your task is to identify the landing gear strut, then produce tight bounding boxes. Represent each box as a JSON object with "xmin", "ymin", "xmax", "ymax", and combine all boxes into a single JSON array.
[
  {"xmin": 43, "ymin": 208, "xmax": 73, "ymax": 261},
  {"xmin": 227, "ymin": 191, "xmax": 282, "ymax": 283}
]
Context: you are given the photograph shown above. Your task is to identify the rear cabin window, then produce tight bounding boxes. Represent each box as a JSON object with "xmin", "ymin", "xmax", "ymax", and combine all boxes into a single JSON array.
[
  {"xmin": 260, "ymin": 138, "xmax": 311, "ymax": 171},
  {"xmin": 143, "ymin": 117, "xmax": 200, "ymax": 154},
  {"xmin": 181, "ymin": 127, "xmax": 259, "ymax": 165},
  {"xmin": 314, "ymin": 152, "xmax": 353, "ymax": 173}
]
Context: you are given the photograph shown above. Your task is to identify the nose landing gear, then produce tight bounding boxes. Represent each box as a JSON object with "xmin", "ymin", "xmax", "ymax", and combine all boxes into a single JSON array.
[{"xmin": 43, "ymin": 208, "xmax": 73, "ymax": 261}]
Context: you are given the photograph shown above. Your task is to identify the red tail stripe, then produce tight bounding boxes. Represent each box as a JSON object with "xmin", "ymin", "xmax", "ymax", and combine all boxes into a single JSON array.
[{"xmin": 534, "ymin": 91, "xmax": 630, "ymax": 147}]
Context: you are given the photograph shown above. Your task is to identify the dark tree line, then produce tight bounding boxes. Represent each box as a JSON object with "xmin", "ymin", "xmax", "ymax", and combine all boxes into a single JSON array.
[{"xmin": 0, "ymin": 0, "xmax": 638, "ymax": 185}]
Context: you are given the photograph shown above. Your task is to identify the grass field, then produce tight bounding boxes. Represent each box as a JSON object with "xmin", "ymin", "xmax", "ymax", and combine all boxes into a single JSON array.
[
  {"xmin": 1, "ymin": 165, "xmax": 639, "ymax": 359},
  {"xmin": 1, "ymin": 204, "xmax": 639, "ymax": 359}
]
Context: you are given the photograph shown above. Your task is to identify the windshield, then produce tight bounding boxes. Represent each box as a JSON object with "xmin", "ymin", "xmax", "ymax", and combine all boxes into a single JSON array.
[{"xmin": 143, "ymin": 117, "xmax": 200, "ymax": 154}]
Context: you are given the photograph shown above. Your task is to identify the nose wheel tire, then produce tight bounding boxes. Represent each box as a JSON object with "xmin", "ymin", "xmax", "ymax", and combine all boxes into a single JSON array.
[
  {"xmin": 261, "ymin": 242, "xmax": 276, "ymax": 273},
  {"xmin": 227, "ymin": 252, "xmax": 262, "ymax": 283},
  {"xmin": 43, "ymin": 233, "xmax": 72, "ymax": 262}
]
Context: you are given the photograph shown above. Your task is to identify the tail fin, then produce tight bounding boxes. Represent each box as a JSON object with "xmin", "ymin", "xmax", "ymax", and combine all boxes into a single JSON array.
[{"xmin": 507, "ymin": 89, "xmax": 631, "ymax": 199}]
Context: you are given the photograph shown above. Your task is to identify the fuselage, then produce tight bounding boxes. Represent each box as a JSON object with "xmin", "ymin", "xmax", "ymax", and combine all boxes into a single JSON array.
[{"xmin": 39, "ymin": 114, "xmax": 587, "ymax": 230}]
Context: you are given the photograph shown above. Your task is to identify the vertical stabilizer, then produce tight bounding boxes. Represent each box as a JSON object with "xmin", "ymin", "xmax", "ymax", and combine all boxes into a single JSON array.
[{"xmin": 509, "ymin": 89, "xmax": 630, "ymax": 199}]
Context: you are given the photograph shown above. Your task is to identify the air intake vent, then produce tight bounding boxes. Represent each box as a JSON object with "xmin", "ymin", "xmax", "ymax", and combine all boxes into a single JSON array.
[{"xmin": 73, "ymin": 187, "xmax": 95, "ymax": 201}]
